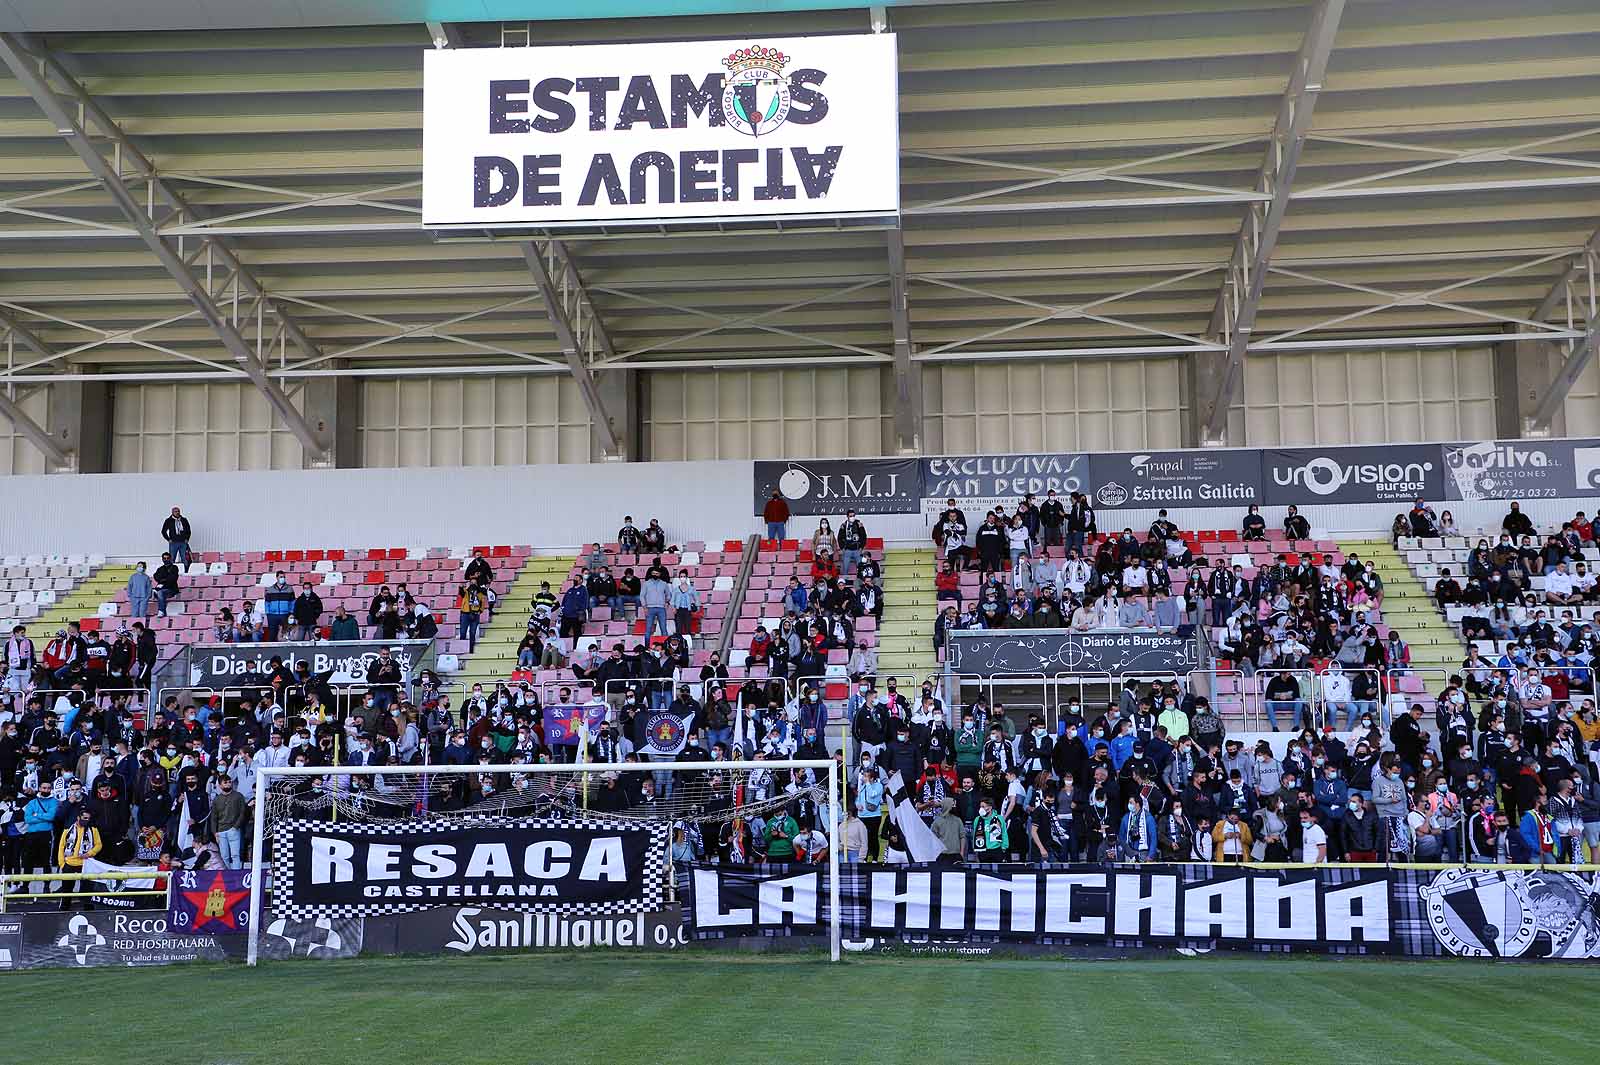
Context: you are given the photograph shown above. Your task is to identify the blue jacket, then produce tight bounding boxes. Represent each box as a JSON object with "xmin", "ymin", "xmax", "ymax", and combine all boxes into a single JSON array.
[
  {"xmin": 1118, "ymin": 811, "xmax": 1157, "ymax": 860},
  {"xmin": 560, "ymin": 586, "xmax": 591, "ymax": 618},
  {"xmin": 1109, "ymin": 734, "xmax": 1136, "ymax": 771},
  {"xmin": 856, "ymin": 779, "xmax": 884, "ymax": 817},
  {"xmin": 23, "ymin": 796, "xmax": 58, "ymax": 834},
  {"xmin": 263, "ymin": 581, "xmax": 294, "ymax": 619},
  {"xmin": 1313, "ymin": 776, "xmax": 1349, "ymax": 819},
  {"xmin": 1519, "ymin": 811, "xmax": 1554, "ymax": 860},
  {"xmin": 127, "ymin": 571, "xmax": 152, "ymax": 600},
  {"xmin": 784, "ymin": 586, "xmax": 807, "ymax": 614}
]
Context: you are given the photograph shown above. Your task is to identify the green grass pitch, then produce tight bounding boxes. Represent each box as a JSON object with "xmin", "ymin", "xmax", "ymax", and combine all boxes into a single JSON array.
[{"xmin": 5, "ymin": 951, "xmax": 1591, "ymax": 1064}]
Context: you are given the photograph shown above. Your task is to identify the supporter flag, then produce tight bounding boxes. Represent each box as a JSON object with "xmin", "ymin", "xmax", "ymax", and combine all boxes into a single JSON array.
[
  {"xmin": 168, "ymin": 868, "xmax": 253, "ymax": 934},
  {"xmin": 640, "ymin": 710, "xmax": 696, "ymax": 757},
  {"xmin": 885, "ymin": 771, "xmax": 945, "ymax": 862},
  {"xmin": 544, "ymin": 702, "xmax": 608, "ymax": 747},
  {"xmin": 83, "ymin": 857, "xmax": 159, "ymax": 908}
]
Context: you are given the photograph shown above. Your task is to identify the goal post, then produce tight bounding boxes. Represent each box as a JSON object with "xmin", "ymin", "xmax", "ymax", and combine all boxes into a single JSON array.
[{"xmin": 246, "ymin": 758, "xmax": 843, "ymax": 965}]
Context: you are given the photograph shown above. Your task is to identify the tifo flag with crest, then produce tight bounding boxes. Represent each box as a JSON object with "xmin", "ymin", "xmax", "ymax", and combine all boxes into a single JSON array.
[
  {"xmin": 544, "ymin": 702, "xmax": 609, "ymax": 746},
  {"xmin": 640, "ymin": 710, "xmax": 696, "ymax": 756},
  {"xmin": 168, "ymin": 868, "xmax": 253, "ymax": 934}
]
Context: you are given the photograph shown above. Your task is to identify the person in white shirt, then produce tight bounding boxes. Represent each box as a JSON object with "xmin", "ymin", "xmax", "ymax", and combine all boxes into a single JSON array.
[
  {"xmin": 1094, "ymin": 593, "xmax": 1121, "ymax": 629},
  {"xmin": 1299, "ymin": 810, "xmax": 1328, "ymax": 863},
  {"xmin": 1321, "ymin": 663, "xmax": 1354, "ymax": 727},
  {"xmin": 253, "ymin": 730, "xmax": 291, "ymax": 770},
  {"xmin": 1061, "ymin": 555, "xmax": 1092, "ymax": 598},
  {"xmin": 1546, "ymin": 563, "xmax": 1580, "ymax": 606},
  {"xmin": 1122, "ymin": 563, "xmax": 1148, "ymax": 593}
]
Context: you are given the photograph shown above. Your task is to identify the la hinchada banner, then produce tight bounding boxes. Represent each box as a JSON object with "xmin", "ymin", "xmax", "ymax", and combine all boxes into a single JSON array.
[{"xmin": 684, "ymin": 863, "xmax": 1600, "ymax": 959}]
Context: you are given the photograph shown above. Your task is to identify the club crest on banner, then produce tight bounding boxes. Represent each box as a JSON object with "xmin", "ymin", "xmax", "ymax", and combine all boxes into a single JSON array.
[
  {"xmin": 1418, "ymin": 868, "xmax": 1600, "ymax": 958},
  {"xmin": 643, "ymin": 711, "xmax": 695, "ymax": 756},
  {"xmin": 721, "ymin": 46, "xmax": 792, "ymax": 137}
]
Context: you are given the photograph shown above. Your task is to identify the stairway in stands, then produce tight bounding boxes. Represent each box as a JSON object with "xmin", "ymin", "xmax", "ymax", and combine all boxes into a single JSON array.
[
  {"xmin": 873, "ymin": 547, "xmax": 938, "ymax": 687},
  {"xmin": 1341, "ymin": 537, "xmax": 1466, "ymax": 678},
  {"xmin": 37, "ymin": 564, "xmax": 135, "ymax": 636},
  {"xmin": 448, "ymin": 553, "xmax": 576, "ymax": 692}
]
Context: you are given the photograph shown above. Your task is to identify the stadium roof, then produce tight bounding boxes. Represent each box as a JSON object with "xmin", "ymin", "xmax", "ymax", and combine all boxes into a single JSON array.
[{"xmin": 0, "ymin": 0, "xmax": 1594, "ymax": 442}]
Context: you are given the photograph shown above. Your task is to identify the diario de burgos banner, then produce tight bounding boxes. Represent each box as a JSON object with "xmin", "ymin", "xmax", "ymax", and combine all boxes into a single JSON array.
[{"xmin": 422, "ymin": 34, "xmax": 901, "ymax": 226}]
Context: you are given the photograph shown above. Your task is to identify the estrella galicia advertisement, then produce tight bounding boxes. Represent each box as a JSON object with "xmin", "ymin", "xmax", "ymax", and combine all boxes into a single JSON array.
[{"xmin": 1088, "ymin": 449, "xmax": 1261, "ymax": 509}]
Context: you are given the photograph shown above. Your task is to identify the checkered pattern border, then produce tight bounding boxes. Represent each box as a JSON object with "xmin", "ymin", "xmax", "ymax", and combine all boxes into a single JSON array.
[{"xmin": 272, "ymin": 815, "xmax": 669, "ymax": 922}]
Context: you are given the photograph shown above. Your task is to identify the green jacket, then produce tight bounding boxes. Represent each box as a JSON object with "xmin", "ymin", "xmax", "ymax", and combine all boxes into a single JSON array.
[
  {"xmin": 766, "ymin": 815, "xmax": 799, "ymax": 859},
  {"xmin": 972, "ymin": 811, "xmax": 1008, "ymax": 854},
  {"xmin": 955, "ymin": 726, "xmax": 984, "ymax": 767},
  {"xmin": 329, "ymin": 615, "xmax": 360, "ymax": 641}
]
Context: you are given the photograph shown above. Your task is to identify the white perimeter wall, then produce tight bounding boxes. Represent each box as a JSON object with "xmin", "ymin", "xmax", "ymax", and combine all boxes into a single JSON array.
[{"xmin": 0, "ymin": 459, "xmax": 1593, "ymax": 559}]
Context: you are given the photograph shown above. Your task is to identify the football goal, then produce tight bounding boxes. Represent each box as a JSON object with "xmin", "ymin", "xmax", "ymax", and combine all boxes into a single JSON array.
[{"xmin": 245, "ymin": 758, "xmax": 843, "ymax": 963}]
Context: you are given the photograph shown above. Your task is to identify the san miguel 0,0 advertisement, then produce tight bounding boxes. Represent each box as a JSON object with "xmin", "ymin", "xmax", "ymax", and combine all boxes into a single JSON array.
[{"xmin": 423, "ymin": 35, "xmax": 901, "ymax": 226}]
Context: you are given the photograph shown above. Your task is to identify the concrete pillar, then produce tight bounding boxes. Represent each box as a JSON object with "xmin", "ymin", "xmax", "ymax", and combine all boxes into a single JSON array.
[
  {"xmin": 1493, "ymin": 338, "xmax": 1564, "ymax": 439},
  {"xmin": 298, "ymin": 373, "xmax": 360, "ymax": 468},
  {"xmin": 47, "ymin": 380, "xmax": 112, "ymax": 473},
  {"xmin": 591, "ymin": 367, "xmax": 637, "ymax": 462}
]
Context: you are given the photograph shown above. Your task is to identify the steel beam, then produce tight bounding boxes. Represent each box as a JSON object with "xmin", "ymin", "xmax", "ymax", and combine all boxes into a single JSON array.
[
  {"xmin": 0, "ymin": 386, "xmax": 68, "ymax": 466},
  {"xmin": 1527, "ymin": 227, "xmax": 1600, "ymax": 431},
  {"xmin": 1197, "ymin": 0, "xmax": 1345, "ymax": 442},
  {"xmin": 0, "ymin": 309, "xmax": 71, "ymax": 465},
  {"xmin": 0, "ymin": 32, "xmax": 328, "ymax": 457},
  {"xmin": 520, "ymin": 241, "xmax": 626, "ymax": 458}
]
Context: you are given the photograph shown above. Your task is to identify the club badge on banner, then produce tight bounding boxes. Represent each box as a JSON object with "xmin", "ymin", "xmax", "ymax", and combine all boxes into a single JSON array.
[
  {"xmin": 168, "ymin": 868, "xmax": 253, "ymax": 934},
  {"xmin": 273, "ymin": 815, "xmax": 669, "ymax": 920},
  {"xmin": 919, "ymin": 454, "xmax": 1089, "ymax": 518},
  {"xmin": 423, "ymin": 34, "xmax": 901, "ymax": 227},
  {"xmin": 544, "ymin": 703, "xmax": 610, "ymax": 747},
  {"xmin": 753, "ymin": 458, "xmax": 921, "ymax": 516}
]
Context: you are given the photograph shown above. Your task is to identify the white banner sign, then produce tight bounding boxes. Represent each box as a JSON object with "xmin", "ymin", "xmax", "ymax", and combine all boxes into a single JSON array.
[{"xmin": 423, "ymin": 34, "xmax": 900, "ymax": 226}]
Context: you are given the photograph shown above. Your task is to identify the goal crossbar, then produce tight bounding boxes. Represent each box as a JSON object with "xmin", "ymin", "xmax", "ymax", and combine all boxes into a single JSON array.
[{"xmin": 247, "ymin": 759, "xmax": 843, "ymax": 964}]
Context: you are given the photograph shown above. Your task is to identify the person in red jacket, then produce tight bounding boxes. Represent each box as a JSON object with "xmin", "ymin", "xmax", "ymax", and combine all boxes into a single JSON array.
[
  {"xmin": 810, "ymin": 549, "xmax": 839, "ymax": 584},
  {"xmin": 762, "ymin": 490, "xmax": 790, "ymax": 543},
  {"xmin": 935, "ymin": 563, "xmax": 963, "ymax": 608}
]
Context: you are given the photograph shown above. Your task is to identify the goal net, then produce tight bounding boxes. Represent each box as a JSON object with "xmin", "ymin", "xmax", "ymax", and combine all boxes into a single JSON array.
[{"xmin": 246, "ymin": 759, "xmax": 842, "ymax": 963}]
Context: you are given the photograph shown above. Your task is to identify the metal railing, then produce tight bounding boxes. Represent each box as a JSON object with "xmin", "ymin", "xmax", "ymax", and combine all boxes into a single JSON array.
[{"xmin": 0, "ymin": 870, "xmax": 170, "ymax": 911}]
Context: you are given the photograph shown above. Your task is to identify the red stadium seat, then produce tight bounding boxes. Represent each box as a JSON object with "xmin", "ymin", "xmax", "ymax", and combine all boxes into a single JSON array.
[{"xmin": 365, "ymin": 570, "xmax": 386, "ymax": 584}]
